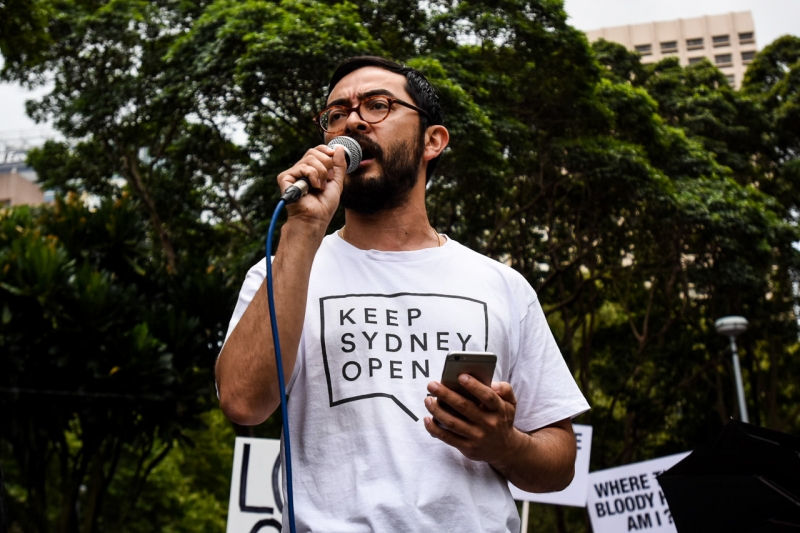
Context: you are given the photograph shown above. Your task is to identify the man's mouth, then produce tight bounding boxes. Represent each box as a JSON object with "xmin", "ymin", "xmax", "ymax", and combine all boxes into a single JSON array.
[
  {"xmin": 347, "ymin": 134, "xmax": 382, "ymax": 169},
  {"xmin": 358, "ymin": 146, "xmax": 377, "ymax": 167}
]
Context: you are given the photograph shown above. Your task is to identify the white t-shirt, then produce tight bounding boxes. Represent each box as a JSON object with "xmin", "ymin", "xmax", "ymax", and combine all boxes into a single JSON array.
[{"xmin": 225, "ymin": 234, "xmax": 589, "ymax": 533}]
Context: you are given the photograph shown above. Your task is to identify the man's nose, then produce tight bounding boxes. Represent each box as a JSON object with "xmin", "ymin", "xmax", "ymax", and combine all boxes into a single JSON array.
[{"xmin": 344, "ymin": 108, "xmax": 369, "ymax": 134}]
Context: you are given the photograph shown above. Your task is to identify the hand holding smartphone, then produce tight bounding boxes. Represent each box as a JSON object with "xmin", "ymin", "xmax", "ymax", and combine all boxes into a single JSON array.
[{"xmin": 436, "ymin": 351, "xmax": 497, "ymax": 422}]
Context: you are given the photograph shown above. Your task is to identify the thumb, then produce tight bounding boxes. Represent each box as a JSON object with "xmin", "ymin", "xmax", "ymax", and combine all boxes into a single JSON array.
[
  {"xmin": 491, "ymin": 381, "xmax": 517, "ymax": 405},
  {"xmin": 331, "ymin": 146, "xmax": 349, "ymax": 183}
]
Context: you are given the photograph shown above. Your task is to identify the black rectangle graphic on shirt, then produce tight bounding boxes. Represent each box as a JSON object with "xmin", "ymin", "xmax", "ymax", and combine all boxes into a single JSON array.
[{"xmin": 319, "ymin": 292, "xmax": 489, "ymax": 421}]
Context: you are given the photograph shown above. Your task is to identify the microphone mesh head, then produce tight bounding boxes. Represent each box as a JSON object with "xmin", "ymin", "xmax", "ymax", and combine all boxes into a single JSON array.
[{"xmin": 327, "ymin": 136, "xmax": 362, "ymax": 174}]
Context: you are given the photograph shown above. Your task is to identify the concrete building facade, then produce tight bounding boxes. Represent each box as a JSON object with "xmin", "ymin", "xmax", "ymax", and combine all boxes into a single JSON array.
[
  {"xmin": 0, "ymin": 168, "xmax": 45, "ymax": 207},
  {"xmin": 0, "ymin": 136, "xmax": 47, "ymax": 207},
  {"xmin": 585, "ymin": 12, "xmax": 757, "ymax": 88}
]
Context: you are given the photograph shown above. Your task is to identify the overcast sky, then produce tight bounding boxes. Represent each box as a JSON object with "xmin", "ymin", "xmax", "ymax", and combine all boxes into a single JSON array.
[{"xmin": 1, "ymin": 0, "xmax": 798, "ymax": 140}]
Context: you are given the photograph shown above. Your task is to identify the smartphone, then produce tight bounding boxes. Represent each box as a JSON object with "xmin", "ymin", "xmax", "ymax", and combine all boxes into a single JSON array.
[{"xmin": 437, "ymin": 351, "xmax": 497, "ymax": 420}]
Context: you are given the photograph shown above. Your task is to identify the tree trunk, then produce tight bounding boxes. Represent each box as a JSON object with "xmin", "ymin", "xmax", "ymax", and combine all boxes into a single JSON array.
[{"xmin": 121, "ymin": 151, "xmax": 179, "ymax": 274}]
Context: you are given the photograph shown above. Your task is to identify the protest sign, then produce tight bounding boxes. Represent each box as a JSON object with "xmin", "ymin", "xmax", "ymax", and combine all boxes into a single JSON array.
[
  {"xmin": 587, "ymin": 452, "xmax": 690, "ymax": 533},
  {"xmin": 226, "ymin": 437, "xmax": 283, "ymax": 533},
  {"xmin": 509, "ymin": 424, "xmax": 593, "ymax": 507}
]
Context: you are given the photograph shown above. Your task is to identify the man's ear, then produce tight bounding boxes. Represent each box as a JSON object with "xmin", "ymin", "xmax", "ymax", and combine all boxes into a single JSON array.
[{"xmin": 423, "ymin": 125, "xmax": 449, "ymax": 162}]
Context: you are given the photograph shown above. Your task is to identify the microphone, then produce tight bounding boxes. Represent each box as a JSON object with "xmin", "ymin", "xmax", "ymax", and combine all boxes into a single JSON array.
[{"xmin": 281, "ymin": 136, "xmax": 362, "ymax": 204}]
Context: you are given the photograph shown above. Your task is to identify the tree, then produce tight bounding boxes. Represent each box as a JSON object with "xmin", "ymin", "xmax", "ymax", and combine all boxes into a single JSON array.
[
  {"xmin": 3, "ymin": 1, "xmax": 800, "ymax": 531},
  {"xmin": 0, "ymin": 195, "xmax": 233, "ymax": 532},
  {"xmin": 0, "ymin": 0, "xmax": 52, "ymax": 71}
]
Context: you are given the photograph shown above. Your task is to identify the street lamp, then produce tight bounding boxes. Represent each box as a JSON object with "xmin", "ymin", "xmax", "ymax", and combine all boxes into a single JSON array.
[{"xmin": 714, "ymin": 316, "xmax": 749, "ymax": 423}]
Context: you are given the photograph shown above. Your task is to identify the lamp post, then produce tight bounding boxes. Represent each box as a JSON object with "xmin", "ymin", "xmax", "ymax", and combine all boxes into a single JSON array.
[{"xmin": 714, "ymin": 316, "xmax": 749, "ymax": 423}]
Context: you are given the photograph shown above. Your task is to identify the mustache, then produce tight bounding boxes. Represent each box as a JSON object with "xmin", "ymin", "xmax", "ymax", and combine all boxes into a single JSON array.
[{"xmin": 346, "ymin": 133, "xmax": 383, "ymax": 161}]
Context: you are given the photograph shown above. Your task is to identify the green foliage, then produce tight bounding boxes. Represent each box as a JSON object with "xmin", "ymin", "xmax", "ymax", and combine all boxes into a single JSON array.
[
  {"xmin": 0, "ymin": 0, "xmax": 53, "ymax": 73},
  {"xmin": 2, "ymin": 0, "xmax": 800, "ymax": 531},
  {"xmin": 98, "ymin": 409, "xmax": 235, "ymax": 533},
  {"xmin": 0, "ymin": 195, "xmax": 235, "ymax": 532}
]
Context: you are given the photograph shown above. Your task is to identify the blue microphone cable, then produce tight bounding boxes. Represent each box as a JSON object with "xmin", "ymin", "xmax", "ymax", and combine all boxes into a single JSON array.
[
  {"xmin": 263, "ymin": 138, "xmax": 360, "ymax": 533},
  {"xmin": 265, "ymin": 197, "xmax": 297, "ymax": 533}
]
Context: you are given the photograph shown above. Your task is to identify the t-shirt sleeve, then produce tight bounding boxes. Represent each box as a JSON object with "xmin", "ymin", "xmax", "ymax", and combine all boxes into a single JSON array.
[
  {"xmin": 223, "ymin": 258, "xmax": 268, "ymax": 345},
  {"xmin": 509, "ymin": 294, "xmax": 590, "ymax": 432}
]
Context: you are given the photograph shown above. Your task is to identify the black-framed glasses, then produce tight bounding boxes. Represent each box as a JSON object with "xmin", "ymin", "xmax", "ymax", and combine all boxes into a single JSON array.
[{"xmin": 313, "ymin": 95, "xmax": 432, "ymax": 134}]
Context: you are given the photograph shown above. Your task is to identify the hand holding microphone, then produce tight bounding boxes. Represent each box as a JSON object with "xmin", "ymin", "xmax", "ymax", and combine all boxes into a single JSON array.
[{"xmin": 280, "ymin": 137, "xmax": 362, "ymax": 205}]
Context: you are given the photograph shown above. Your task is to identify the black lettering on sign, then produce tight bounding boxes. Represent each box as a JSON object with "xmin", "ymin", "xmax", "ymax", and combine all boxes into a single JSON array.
[
  {"xmin": 594, "ymin": 481, "xmax": 614, "ymax": 498},
  {"xmin": 249, "ymin": 519, "xmax": 282, "ymax": 532},
  {"xmin": 386, "ymin": 309, "xmax": 398, "ymax": 326},
  {"xmin": 271, "ymin": 455, "xmax": 283, "ymax": 513},
  {"xmin": 594, "ymin": 475, "xmax": 650, "ymax": 497},
  {"xmin": 239, "ymin": 443, "xmax": 274, "ymax": 513},
  {"xmin": 364, "ymin": 308, "xmax": 377, "ymax": 324},
  {"xmin": 595, "ymin": 503, "xmax": 606, "ymax": 518},
  {"xmin": 594, "ymin": 485, "xmax": 658, "ymax": 520},
  {"xmin": 408, "ymin": 308, "xmax": 422, "ymax": 326},
  {"xmin": 627, "ymin": 513, "xmax": 652, "ymax": 531},
  {"xmin": 599, "ymin": 500, "xmax": 624, "ymax": 516},
  {"xmin": 642, "ymin": 492, "xmax": 654, "ymax": 508},
  {"xmin": 595, "ymin": 494, "xmax": 651, "ymax": 518}
]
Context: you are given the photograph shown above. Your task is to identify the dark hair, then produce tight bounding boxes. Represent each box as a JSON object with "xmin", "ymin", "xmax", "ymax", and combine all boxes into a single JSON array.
[{"xmin": 327, "ymin": 56, "xmax": 445, "ymax": 181}]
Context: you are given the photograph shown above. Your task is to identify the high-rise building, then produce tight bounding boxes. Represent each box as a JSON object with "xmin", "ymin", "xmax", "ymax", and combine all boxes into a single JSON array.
[{"xmin": 585, "ymin": 12, "xmax": 757, "ymax": 88}]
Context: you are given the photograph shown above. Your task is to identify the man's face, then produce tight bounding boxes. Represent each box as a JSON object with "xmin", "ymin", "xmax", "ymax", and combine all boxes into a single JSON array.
[{"xmin": 324, "ymin": 67, "xmax": 426, "ymax": 214}]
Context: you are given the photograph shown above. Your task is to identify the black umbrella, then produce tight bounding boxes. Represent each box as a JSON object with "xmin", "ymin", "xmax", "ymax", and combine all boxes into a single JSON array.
[{"xmin": 658, "ymin": 420, "xmax": 800, "ymax": 532}]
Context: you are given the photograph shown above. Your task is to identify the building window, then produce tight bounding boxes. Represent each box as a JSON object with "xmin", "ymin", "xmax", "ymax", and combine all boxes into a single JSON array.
[
  {"xmin": 739, "ymin": 32, "xmax": 755, "ymax": 44},
  {"xmin": 742, "ymin": 51, "xmax": 755, "ymax": 64},
  {"xmin": 635, "ymin": 44, "xmax": 652, "ymax": 55},
  {"xmin": 725, "ymin": 74, "xmax": 735, "ymax": 85},
  {"xmin": 715, "ymin": 53, "xmax": 732, "ymax": 66},
  {"xmin": 688, "ymin": 57, "xmax": 705, "ymax": 65},
  {"xmin": 686, "ymin": 37, "xmax": 704, "ymax": 50},
  {"xmin": 660, "ymin": 41, "xmax": 678, "ymax": 53},
  {"xmin": 712, "ymin": 34, "xmax": 730, "ymax": 47}
]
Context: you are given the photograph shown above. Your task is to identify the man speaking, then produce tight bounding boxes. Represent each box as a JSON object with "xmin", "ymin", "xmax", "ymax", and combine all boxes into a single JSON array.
[{"xmin": 215, "ymin": 56, "xmax": 589, "ymax": 532}]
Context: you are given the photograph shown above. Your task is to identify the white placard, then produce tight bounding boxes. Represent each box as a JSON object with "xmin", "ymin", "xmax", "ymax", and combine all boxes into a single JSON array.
[
  {"xmin": 587, "ymin": 452, "xmax": 690, "ymax": 533},
  {"xmin": 509, "ymin": 424, "xmax": 593, "ymax": 507},
  {"xmin": 226, "ymin": 437, "xmax": 283, "ymax": 533}
]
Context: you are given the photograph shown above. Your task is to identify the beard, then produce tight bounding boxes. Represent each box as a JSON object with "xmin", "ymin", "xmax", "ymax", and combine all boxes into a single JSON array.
[{"xmin": 339, "ymin": 131, "xmax": 425, "ymax": 215}]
